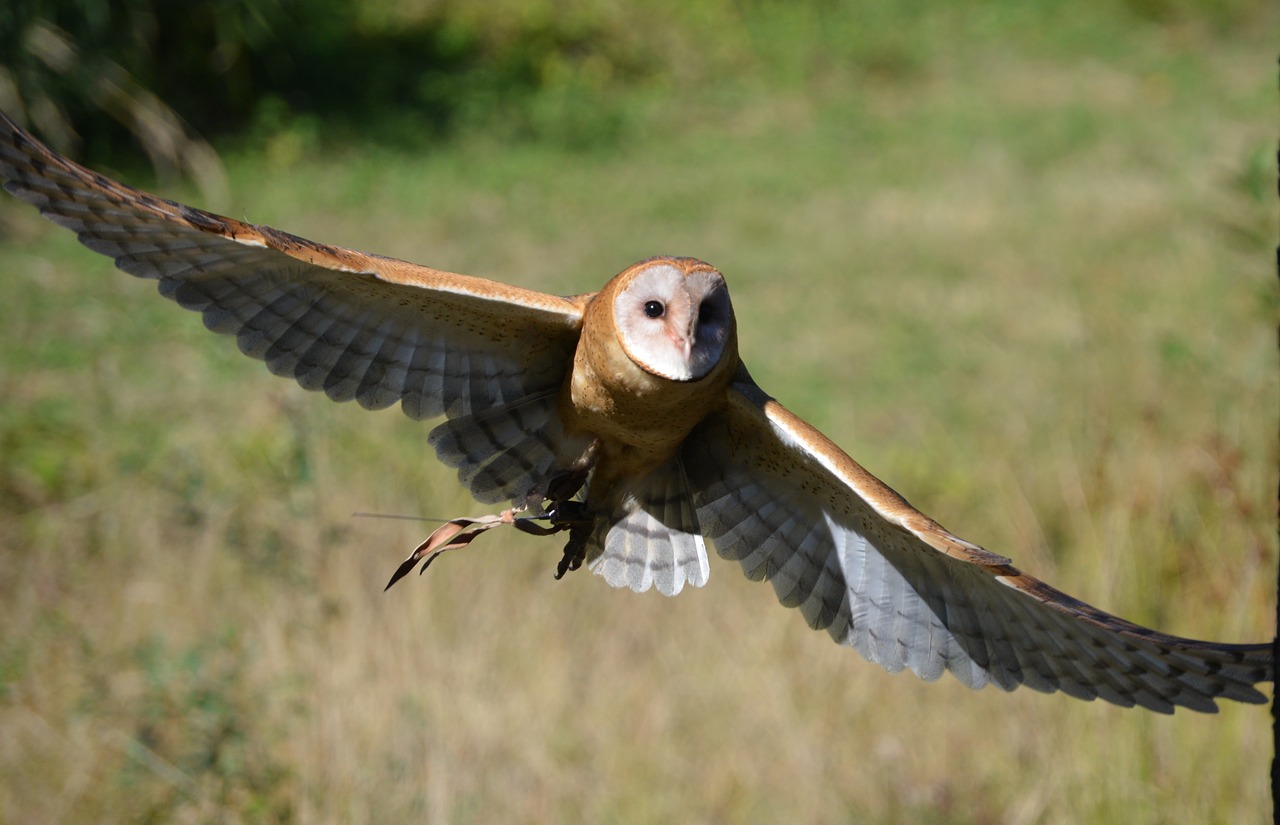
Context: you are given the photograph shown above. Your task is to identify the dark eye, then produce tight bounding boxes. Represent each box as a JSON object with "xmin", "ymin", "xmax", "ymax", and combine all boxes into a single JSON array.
[
  {"xmin": 698, "ymin": 300, "xmax": 716, "ymax": 323},
  {"xmin": 643, "ymin": 300, "xmax": 665, "ymax": 319}
]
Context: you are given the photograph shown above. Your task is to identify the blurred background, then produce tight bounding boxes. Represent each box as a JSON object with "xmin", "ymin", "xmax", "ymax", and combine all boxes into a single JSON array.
[{"xmin": 0, "ymin": 1, "xmax": 1275, "ymax": 822}]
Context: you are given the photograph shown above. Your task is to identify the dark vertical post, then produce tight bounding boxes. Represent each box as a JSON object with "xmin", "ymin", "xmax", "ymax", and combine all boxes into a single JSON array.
[{"xmin": 1271, "ymin": 135, "xmax": 1279, "ymax": 825}]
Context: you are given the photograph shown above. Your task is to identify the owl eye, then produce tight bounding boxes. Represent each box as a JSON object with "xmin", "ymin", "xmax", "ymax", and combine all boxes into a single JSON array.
[
  {"xmin": 698, "ymin": 300, "xmax": 716, "ymax": 324},
  {"xmin": 643, "ymin": 300, "xmax": 665, "ymax": 319}
]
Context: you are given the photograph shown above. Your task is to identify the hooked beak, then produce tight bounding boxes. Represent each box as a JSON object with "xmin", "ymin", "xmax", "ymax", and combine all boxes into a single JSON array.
[{"xmin": 668, "ymin": 319, "xmax": 695, "ymax": 363}]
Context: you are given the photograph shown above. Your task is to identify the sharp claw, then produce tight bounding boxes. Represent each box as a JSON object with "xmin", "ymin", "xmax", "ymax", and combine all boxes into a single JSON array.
[{"xmin": 553, "ymin": 514, "xmax": 592, "ymax": 581}]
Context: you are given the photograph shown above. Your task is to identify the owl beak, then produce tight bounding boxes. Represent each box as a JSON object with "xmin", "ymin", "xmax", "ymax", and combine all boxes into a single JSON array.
[
  {"xmin": 663, "ymin": 290, "xmax": 699, "ymax": 366},
  {"xmin": 667, "ymin": 331, "xmax": 692, "ymax": 362},
  {"xmin": 668, "ymin": 321, "xmax": 695, "ymax": 363}
]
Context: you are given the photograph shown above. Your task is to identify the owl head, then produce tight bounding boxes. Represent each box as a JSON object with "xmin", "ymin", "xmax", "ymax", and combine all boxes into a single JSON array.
[{"xmin": 609, "ymin": 257, "xmax": 736, "ymax": 382}]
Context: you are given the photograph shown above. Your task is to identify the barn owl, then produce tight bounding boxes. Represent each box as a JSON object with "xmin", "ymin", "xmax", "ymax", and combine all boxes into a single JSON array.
[{"xmin": 0, "ymin": 111, "xmax": 1272, "ymax": 714}]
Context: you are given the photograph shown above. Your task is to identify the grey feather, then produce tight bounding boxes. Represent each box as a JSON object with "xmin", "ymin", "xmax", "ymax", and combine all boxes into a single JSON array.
[
  {"xmin": 683, "ymin": 408, "xmax": 1272, "ymax": 713},
  {"xmin": 428, "ymin": 392, "xmax": 593, "ymax": 506},
  {"xmin": 587, "ymin": 457, "xmax": 709, "ymax": 597},
  {"xmin": 0, "ymin": 115, "xmax": 582, "ymax": 495}
]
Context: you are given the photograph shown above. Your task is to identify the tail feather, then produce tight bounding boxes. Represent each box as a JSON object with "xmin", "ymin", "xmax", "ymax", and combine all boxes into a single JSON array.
[{"xmin": 587, "ymin": 457, "xmax": 708, "ymax": 596}]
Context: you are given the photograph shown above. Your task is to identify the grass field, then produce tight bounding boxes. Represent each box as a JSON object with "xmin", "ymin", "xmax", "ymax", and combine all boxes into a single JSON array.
[{"xmin": 0, "ymin": 3, "xmax": 1276, "ymax": 823}]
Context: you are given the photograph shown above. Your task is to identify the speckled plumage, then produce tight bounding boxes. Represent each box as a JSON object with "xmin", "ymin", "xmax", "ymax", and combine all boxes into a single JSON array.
[{"xmin": 1, "ymin": 111, "xmax": 1272, "ymax": 713}]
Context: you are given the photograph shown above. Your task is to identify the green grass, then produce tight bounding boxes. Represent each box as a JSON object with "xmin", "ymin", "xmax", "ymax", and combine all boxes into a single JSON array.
[{"xmin": 1, "ymin": 3, "xmax": 1276, "ymax": 823}]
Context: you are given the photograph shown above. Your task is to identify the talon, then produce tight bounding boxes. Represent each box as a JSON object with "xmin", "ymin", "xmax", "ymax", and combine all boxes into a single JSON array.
[
  {"xmin": 554, "ymin": 538, "xmax": 587, "ymax": 580},
  {"xmin": 553, "ymin": 516, "xmax": 592, "ymax": 581}
]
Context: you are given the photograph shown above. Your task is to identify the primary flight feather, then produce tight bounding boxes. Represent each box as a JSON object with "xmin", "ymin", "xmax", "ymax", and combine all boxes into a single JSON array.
[{"xmin": 1, "ymin": 111, "xmax": 1272, "ymax": 714}]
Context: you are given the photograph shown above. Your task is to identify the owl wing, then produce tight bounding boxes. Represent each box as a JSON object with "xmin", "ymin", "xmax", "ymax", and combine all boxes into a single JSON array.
[
  {"xmin": 681, "ymin": 374, "xmax": 1274, "ymax": 713},
  {"xmin": 0, "ymin": 112, "xmax": 589, "ymax": 505}
]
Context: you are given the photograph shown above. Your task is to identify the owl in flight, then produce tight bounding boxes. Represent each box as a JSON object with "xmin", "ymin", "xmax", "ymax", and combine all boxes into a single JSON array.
[{"xmin": 1, "ymin": 111, "xmax": 1272, "ymax": 714}]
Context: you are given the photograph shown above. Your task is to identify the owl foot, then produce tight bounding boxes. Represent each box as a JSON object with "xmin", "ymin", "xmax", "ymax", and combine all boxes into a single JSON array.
[{"xmin": 546, "ymin": 500, "xmax": 592, "ymax": 580}]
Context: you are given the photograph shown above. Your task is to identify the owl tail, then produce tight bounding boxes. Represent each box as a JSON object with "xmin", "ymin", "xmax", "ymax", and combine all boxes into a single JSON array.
[
  {"xmin": 586, "ymin": 456, "xmax": 710, "ymax": 597},
  {"xmin": 427, "ymin": 391, "xmax": 593, "ymax": 509}
]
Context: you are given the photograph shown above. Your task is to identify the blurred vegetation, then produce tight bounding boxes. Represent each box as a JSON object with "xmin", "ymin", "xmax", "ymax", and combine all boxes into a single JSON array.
[
  {"xmin": 0, "ymin": 0, "xmax": 1276, "ymax": 823},
  {"xmin": 3, "ymin": 0, "xmax": 1268, "ymax": 159}
]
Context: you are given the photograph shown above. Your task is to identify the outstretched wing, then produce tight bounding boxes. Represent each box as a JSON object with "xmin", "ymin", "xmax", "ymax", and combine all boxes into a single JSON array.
[
  {"xmin": 681, "ymin": 374, "xmax": 1274, "ymax": 713},
  {"xmin": 0, "ymin": 112, "xmax": 588, "ymax": 503}
]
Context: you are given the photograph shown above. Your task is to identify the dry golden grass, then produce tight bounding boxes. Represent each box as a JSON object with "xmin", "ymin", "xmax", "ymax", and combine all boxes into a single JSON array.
[{"xmin": 0, "ymin": 8, "xmax": 1276, "ymax": 824}]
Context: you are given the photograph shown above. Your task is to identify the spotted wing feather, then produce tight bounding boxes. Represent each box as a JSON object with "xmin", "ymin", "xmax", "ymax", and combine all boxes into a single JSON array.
[
  {"xmin": 0, "ymin": 112, "xmax": 587, "ymax": 503},
  {"xmin": 428, "ymin": 391, "xmax": 595, "ymax": 506},
  {"xmin": 681, "ymin": 379, "xmax": 1273, "ymax": 713}
]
